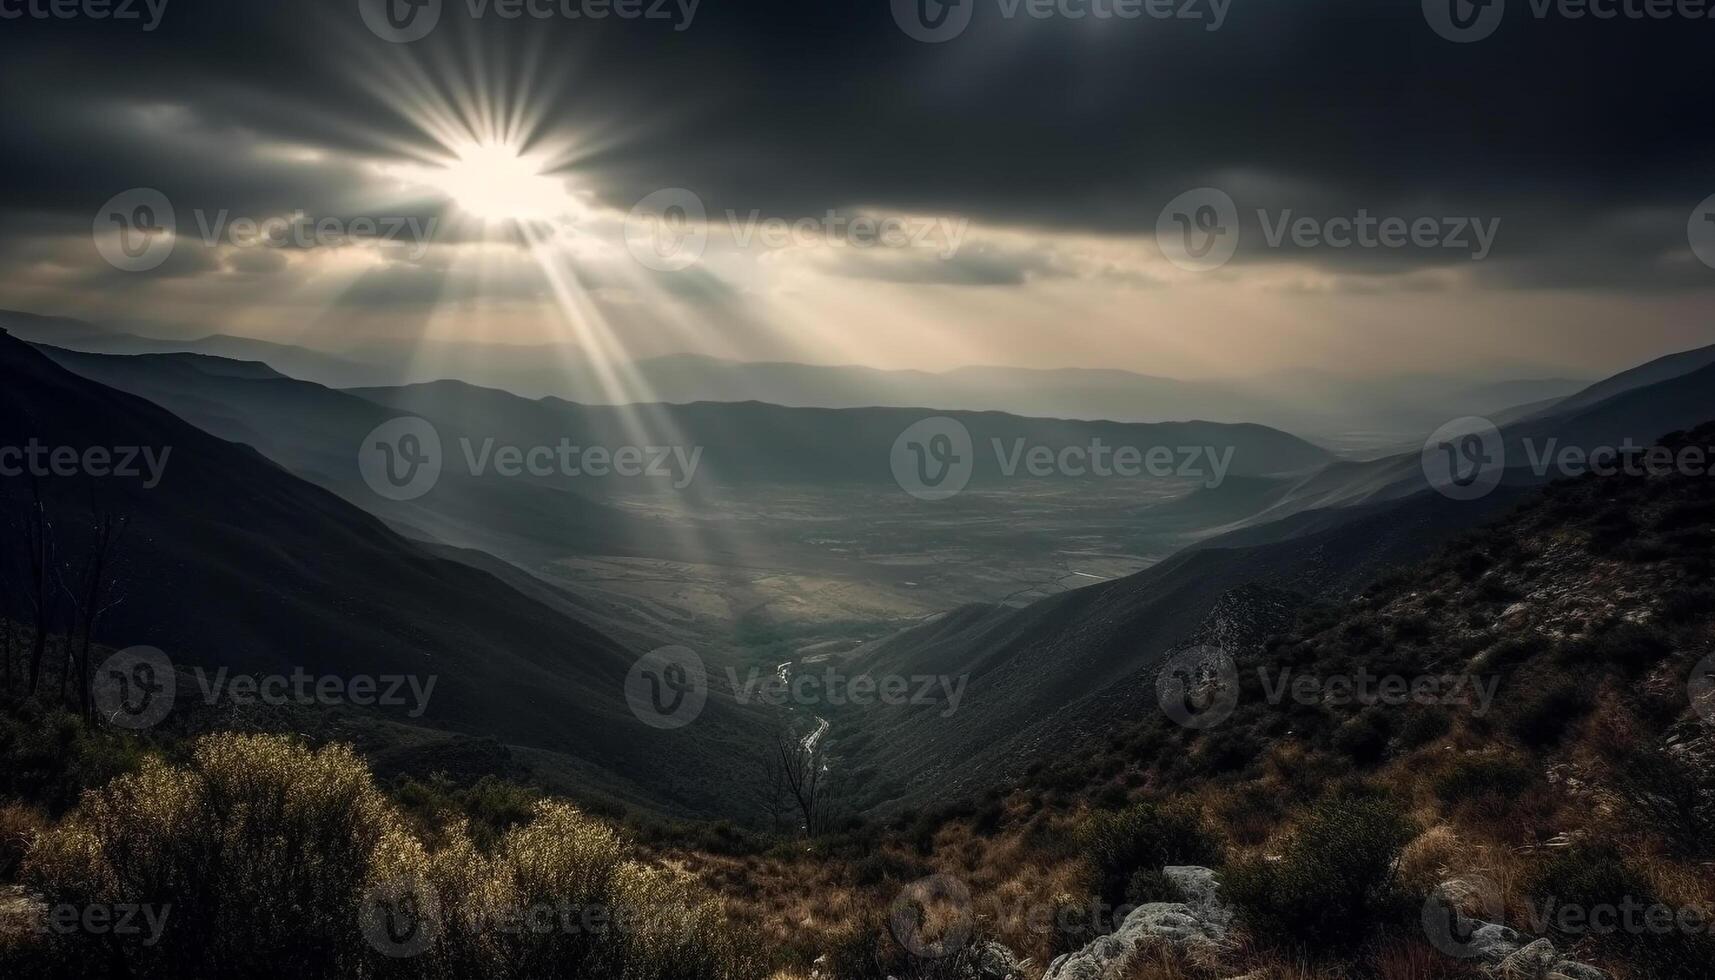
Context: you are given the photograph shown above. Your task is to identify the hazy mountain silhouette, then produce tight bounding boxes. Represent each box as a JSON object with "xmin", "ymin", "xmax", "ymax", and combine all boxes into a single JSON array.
[
  {"xmin": 1523, "ymin": 342, "xmax": 1715, "ymax": 420},
  {"xmin": 351, "ymin": 379, "xmax": 1336, "ymax": 484},
  {"xmin": 2, "ymin": 310, "xmax": 1586, "ymax": 449},
  {"xmin": 36, "ymin": 346, "xmax": 651, "ymax": 564},
  {"xmin": 1232, "ymin": 349, "xmax": 1715, "ymax": 528}
]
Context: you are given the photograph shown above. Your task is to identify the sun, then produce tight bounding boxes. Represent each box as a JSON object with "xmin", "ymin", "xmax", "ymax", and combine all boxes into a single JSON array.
[{"xmin": 413, "ymin": 142, "xmax": 577, "ymax": 222}]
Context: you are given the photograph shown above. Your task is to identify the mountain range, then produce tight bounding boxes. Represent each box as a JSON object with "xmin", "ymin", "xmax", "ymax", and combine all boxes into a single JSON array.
[
  {"xmin": 4, "ymin": 311, "xmax": 1713, "ymax": 822},
  {"xmin": 0, "ymin": 309, "xmax": 1588, "ymax": 451}
]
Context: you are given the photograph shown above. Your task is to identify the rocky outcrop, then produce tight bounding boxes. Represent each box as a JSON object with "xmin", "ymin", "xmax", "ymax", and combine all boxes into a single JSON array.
[
  {"xmin": 969, "ymin": 940, "xmax": 1030, "ymax": 979},
  {"xmin": 1492, "ymin": 938, "xmax": 1608, "ymax": 980},
  {"xmin": 832, "ymin": 938, "xmax": 1030, "ymax": 980},
  {"xmin": 1043, "ymin": 866, "xmax": 1232, "ymax": 980},
  {"xmin": 1429, "ymin": 880, "xmax": 1608, "ymax": 980}
]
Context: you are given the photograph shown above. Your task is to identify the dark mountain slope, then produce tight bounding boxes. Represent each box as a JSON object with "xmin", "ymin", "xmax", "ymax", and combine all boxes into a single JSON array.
[
  {"xmin": 1507, "ymin": 360, "xmax": 1715, "ymax": 453},
  {"xmin": 0, "ymin": 308, "xmax": 386, "ymax": 388},
  {"xmin": 1244, "ymin": 358, "xmax": 1715, "ymax": 527},
  {"xmin": 0, "ymin": 329, "xmax": 768, "ymax": 817},
  {"xmin": 833, "ymin": 482, "xmax": 1527, "ymax": 809},
  {"xmin": 35, "ymin": 345, "xmax": 647, "ymax": 563},
  {"xmin": 1524, "ymin": 340, "xmax": 1715, "ymax": 420}
]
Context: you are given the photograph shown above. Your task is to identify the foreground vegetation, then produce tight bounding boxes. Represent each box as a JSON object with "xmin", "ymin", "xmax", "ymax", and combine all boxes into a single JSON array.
[{"xmin": 0, "ymin": 721, "xmax": 760, "ymax": 980}]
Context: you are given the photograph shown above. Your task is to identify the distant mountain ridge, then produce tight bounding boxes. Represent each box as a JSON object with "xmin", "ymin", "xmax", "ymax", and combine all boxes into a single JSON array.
[
  {"xmin": 1220, "ymin": 354, "xmax": 1715, "ymax": 532},
  {"xmin": 33, "ymin": 346, "xmax": 649, "ymax": 566},
  {"xmin": 0, "ymin": 309, "xmax": 1593, "ymax": 449},
  {"xmin": 352, "ymin": 379, "xmax": 1337, "ymax": 484}
]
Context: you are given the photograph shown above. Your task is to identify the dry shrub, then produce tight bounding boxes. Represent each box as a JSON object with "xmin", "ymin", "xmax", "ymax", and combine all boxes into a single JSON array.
[
  {"xmin": 388, "ymin": 798, "xmax": 762, "ymax": 980},
  {"xmin": 0, "ymin": 802, "xmax": 46, "ymax": 880},
  {"xmin": 1079, "ymin": 802, "xmax": 1221, "ymax": 909},
  {"xmin": 1367, "ymin": 936, "xmax": 1487, "ymax": 980},
  {"xmin": 20, "ymin": 733, "xmax": 762, "ymax": 980},
  {"xmin": 1225, "ymin": 790, "xmax": 1418, "ymax": 952},
  {"xmin": 25, "ymin": 734, "xmax": 398, "ymax": 979},
  {"xmin": 1396, "ymin": 825, "xmax": 1471, "ymax": 890}
]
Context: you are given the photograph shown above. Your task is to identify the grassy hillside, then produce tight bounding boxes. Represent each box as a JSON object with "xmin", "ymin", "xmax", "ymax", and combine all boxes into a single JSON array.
[{"xmin": 693, "ymin": 421, "xmax": 1715, "ymax": 977}]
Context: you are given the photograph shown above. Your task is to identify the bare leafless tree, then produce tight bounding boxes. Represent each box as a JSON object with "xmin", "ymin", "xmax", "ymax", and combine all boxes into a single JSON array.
[
  {"xmin": 58, "ymin": 497, "xmax": 129, "ymax": 721},
  {"xmin": 771, "ymin": 727, "xmax": 823, "ymax": 836},
  {"xmin": 0, "ymin": 484, "xmax": 13, "ymax": 695},
  {"xmin": 751, "ymin": 743, "xmax": 791, "ymax": 834},
  {"xmin": 22, "ymin": 481, "xmax": 57, "ymax": 697}
]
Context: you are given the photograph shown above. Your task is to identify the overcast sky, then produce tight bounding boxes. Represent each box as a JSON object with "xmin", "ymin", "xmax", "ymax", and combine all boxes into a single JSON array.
[{"xmin": 1, "ymin": 0, "xmax": 1712, "ymax": 378}]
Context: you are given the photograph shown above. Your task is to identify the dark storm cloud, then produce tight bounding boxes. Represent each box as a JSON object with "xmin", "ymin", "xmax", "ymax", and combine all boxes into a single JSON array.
[
  {"xmin": 817, "ymin": 240, "xmax": 1077, "ymax": 286},
  {"xmin": 0, "ymin": 0, "xmax": 1711, "ymax": 290}
]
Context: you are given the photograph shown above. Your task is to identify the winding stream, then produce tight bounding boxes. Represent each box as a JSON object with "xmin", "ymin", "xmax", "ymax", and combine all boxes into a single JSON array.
[{"xmin": 775, "ymin": 660, "xmax": 832, "ymax": 771}]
